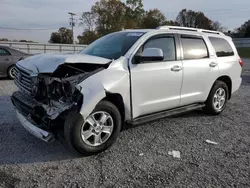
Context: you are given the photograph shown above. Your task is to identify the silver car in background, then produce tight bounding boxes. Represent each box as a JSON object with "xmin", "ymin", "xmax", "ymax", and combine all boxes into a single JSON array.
[
  {"xmin": 11, "ymin": 26, "xmax": 242, "ymax": 155},
  {"xmin": 0, "ymin": 45, "xmax": 29, "ymax": 79}
]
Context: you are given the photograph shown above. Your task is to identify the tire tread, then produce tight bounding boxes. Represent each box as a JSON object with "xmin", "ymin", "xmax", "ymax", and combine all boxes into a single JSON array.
[
  {"xmin": 203, "ymin": 80, "xmax": 229, "ymax": 115},
  {"xmin": 64, "ymin": 100, "xmax": 122, "ymax": 156}
]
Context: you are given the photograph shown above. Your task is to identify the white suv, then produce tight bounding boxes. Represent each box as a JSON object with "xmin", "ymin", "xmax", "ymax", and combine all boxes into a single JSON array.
[{"xmin": 11, "ymin": 26, "xmax": 243, "ymax": 155}]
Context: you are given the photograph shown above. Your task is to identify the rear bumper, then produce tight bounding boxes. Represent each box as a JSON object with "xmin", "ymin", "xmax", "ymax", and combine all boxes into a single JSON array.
[
  {"xmin": 15, "ymin": 110, "xmax": 53, "ymax": 142},
  {"xmin": 232, "ymin": 77, "xmax": 242, "ymax": 94}
]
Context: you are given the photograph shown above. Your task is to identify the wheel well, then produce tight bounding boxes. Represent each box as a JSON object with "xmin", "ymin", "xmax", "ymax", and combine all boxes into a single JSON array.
[
  {"xmin": 6, "ymin": 64, "xmax": 15, "ymax": 74},
  {"xmin": 216, "ymin": 76, "xmax": 232, "ymax": 99},
  {"xmin": 104, "ymin": 92, "xmax": 125, "ymax": 123}
]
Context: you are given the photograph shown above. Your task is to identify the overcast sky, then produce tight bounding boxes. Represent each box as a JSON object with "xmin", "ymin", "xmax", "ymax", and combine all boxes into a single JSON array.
[{"xmin": 1, "ymin": 0, "xmax": 250, "ymax": 43}]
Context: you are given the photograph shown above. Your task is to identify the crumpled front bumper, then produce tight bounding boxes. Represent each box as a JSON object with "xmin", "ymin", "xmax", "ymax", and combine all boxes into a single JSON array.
[
  {"xmin": 15, "ymin": 110, "xmax": 53, "ymax": 142},
  {"xmin": 11, "ymin": 91, "xmax": 54, "ymax": 142}
]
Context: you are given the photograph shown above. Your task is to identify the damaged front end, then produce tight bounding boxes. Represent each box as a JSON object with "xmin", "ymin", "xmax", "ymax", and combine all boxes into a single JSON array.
[{"xmin": 11, "ymin": 62, "xmax": 108, "ymax": 140}]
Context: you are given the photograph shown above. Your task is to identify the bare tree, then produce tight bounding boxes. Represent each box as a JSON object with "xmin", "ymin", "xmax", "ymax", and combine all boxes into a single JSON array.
[
  {"xmin": 79, "ymin": 12, "xmax": 96, "ymax": 31},
  {"xmin": 176, "ymin": 9, "xmax": 213, "ymax": 30},
  {"xmin": 212, "ymin": 21, "xmax": 225, "ymax": 32}
]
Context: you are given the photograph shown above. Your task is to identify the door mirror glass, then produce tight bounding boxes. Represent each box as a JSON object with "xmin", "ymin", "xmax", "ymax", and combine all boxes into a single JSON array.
[{"xmin": 134, "ymin": 48, "xmax": 164, "ymax": 63}]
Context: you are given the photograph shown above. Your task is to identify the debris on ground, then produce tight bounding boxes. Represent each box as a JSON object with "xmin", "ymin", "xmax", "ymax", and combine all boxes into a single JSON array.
[
  {"xmin": 168, "ymin": 150, "xmax": 181, "ymax": 159},
  {"xmin": 139, "ymin": 153, "xmax": 144, "ymax": 156},
  {"xmin": 205, "ymin": 140, "xmax": 218, "ymax": 145}
]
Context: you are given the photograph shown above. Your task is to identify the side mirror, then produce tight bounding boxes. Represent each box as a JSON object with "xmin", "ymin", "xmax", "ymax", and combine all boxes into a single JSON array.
[{"xmin": 134, "ymin": 48, "xmax": 164, "ymax": 64}]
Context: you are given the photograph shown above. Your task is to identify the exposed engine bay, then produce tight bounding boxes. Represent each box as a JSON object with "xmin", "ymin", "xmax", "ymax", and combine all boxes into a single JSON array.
[
  {"xmin": 12, "ymin": 63, "xmax": 108, "ymax": 129},
  {"xmin": 34, "ymin": 63, "xmax": 106, "ymax": 104}
]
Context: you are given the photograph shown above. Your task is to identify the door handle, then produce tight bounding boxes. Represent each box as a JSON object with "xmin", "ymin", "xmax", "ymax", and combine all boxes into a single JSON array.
[
  {"xmin": 171, "ymin": 65, "xmax": 182, "ymax": 72},
  {"xmin": 4, "ymin": 58, "xmax": 9, "ymax": 61},
  {"xmin": 209, "ymin": 62, "xmax": 218, "ymax": 67}
]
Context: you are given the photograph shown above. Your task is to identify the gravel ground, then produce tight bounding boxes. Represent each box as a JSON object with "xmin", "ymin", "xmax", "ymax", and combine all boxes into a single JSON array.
[
  {"xmin": 242, "ymin": 58, "xmax": 250, "ymax": 75},
  {"xmin": 0, "ymin": 75, "xmax": 250, "ymax": 187}
]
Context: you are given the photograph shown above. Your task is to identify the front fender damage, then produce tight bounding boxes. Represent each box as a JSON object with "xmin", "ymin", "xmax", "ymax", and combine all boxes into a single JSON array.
[
  {"xmin": 77, "ymin": 57, "xmax": 131, "ymax": 121},
  {"xmin": 12, "ymin": 63, "xmax": 109, "ymax": 130},
  {"xmin": 78, "ymin": 81, "xmax": 106, "ymax": 119}
]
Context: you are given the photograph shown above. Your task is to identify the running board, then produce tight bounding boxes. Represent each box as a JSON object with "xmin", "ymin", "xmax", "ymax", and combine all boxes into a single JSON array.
[{"xmin": 127, "ymin": 104, "xmax": 205, "ymax": 125}]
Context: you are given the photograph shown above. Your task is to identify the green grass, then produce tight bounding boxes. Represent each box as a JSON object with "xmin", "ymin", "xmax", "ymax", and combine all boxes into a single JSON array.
[{"xmin": 237, "ymin": 47, "xmax": 250, "ymax": 58}]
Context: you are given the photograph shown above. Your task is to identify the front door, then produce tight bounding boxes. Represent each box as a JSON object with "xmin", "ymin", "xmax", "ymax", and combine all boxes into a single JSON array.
[{"xmin": 129, "ymin": 34, "xmax": 183, "ymax": 119}]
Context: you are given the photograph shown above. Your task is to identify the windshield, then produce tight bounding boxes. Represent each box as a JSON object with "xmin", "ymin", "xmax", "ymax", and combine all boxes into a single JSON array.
[{"xmin": 80, "ymin": 32, "xmax": 145, "ymax": 60}]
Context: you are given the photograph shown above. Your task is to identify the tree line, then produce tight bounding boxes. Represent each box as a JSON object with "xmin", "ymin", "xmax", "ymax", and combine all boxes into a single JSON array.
[
  {"xmin": 49, "ymin": 0, "xmax": 250, "ymax": 44},
  {"xmin": 0, "ymin": 38, "xmax": 35, "ymax": 43}
]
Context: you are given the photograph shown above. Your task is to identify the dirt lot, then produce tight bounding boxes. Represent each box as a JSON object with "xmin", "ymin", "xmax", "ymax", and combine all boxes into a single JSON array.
[
  {"xmin": 0, "ymin": 68, "xmax": 250, "ymax": 187},
  {"xmin": 242, "ymin": 58, "xmax": 250, "ymax": 73}
]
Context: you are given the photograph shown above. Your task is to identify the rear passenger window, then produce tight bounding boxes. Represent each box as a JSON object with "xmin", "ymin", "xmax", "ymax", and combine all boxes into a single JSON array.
[
  {"xmin": 0, "ymin": 48, "xmax": 10, "ymax": 56},
  {"xmin": 209, "ymin": 37, "xmax": 234, "ymax": 57},
  {"xmin": 181, "ymin": 36, "xmax": 209, "ymax": 60}
]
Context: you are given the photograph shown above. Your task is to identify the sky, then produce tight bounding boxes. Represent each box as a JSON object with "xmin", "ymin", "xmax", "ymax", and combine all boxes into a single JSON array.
[{"xmin": 0, "ymin": 0, "xmax": 250, "ymax": 43}]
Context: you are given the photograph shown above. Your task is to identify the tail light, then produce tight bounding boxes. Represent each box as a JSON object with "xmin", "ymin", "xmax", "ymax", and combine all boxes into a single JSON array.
[{"xmin": 239, "ymin": 58, "xmax": 243, "ymax": 67}]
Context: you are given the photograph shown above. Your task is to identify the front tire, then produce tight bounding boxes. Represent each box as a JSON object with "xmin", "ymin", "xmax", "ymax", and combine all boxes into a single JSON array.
[
  {"xmin": 7, "ymin": 65, "xmax": 15, "ymax": 79},
  {"xmin": 64, "ymin": 100, "xmax": 122, "ymax": 155},
  {"xmin": 203, "ymin": 80, "xmax": 229, "ymax": 115}
]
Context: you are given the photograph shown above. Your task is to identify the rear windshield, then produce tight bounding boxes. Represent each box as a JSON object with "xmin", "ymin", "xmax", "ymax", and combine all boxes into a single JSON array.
[
  {"xmin": 209, "ymin": 37, "xmax": 234, "ymax": 57},
  {"xmin": 80, "ymin": 32, "xmax": 145, "ymax": 60}
]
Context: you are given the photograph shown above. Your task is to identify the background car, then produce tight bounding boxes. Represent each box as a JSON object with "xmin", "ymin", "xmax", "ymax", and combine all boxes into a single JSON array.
[{"xmin": 0, "ymin": 45, "xmax": 30, "ymax": 79}]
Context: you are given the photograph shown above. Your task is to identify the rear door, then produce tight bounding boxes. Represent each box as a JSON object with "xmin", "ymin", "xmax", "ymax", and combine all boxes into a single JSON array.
[
  {"xmin": 0, "ymin": 48, "xmax": 12, "ymax": 75},
  {"xmin": 179, "ymin": 34, "xmax": 219, "ymax": 106},
  {"xmin": 129, "ymin": 34, "xmax": 183, "ymax": 118}
]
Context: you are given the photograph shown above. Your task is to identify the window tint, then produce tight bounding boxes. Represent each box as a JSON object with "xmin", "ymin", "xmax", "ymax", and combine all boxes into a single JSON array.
[
  {"xmin": 181, "ymin": 36, "xmax": 209, "ymax": 60},
  {"xmin": 209, "ymin": 37, "xmax": 234, "ymax": 57},
  {"xmin": 0, "ymin": 48, "xmax": 10, "ymax": 56},
  {"xmin": 143, "ymin": 36, "xmax": 176, "ymax": 61}
]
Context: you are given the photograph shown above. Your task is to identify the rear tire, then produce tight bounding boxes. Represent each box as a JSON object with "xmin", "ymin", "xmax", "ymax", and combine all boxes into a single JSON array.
[
  {"xmin": 7, "ymin": 65, "xmax": 15, "ymax": 79},
  {"xmin": 203, "ymin": 80, "xmax": 229, "ymax": 115},
  {"xmin": 64, "ymin": 100, "xmax": 122, "ymax": 156}
]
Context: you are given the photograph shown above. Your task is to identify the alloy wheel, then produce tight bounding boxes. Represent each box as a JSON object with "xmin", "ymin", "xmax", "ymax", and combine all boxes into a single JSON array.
[
  {"xmin": 213, "ymin": 88, "xmax": 226, "ymax": 111},
  {"xmin": 81, "ymin": 111, "xmax": 114, "ymax": 147}
]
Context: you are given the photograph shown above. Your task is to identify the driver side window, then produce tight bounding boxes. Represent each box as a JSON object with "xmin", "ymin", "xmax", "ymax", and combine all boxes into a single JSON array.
[{"xmin": 136, "ymin": 35, "xmax": 176, "ymax": 62}]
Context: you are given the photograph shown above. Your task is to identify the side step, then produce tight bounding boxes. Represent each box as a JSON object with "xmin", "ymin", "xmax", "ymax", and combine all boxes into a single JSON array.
[{"xmin": 127, "ymin": 103, "xmax": 205, "ymax": 125}]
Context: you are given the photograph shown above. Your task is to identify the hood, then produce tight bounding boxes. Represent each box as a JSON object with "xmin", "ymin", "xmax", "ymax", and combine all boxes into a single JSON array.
[{"xmin": 17, "ymin": 53, "xmax": 111, "ymax": 74}]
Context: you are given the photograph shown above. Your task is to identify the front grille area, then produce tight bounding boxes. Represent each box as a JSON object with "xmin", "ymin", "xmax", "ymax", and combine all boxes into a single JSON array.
[
  {"xmin": 11, "ymin": 91, "xmax": 47, "ymax": 129},
  {"xmin": 11, "ymin": 91, "xmax": 37, "ymax": 117},
  {"xmin": 14, "ymin": 66, "xmax": 33, "ymax": 95}
]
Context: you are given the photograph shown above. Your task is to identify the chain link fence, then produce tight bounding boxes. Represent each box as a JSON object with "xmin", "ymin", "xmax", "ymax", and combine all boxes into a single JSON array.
[
  {"xmin": 233, "ymin": 38, "xmax": 250, "ymax": 48},
  {"xmin": 0, "ymin": 42, "xmax": 87, "ymax": 54}
]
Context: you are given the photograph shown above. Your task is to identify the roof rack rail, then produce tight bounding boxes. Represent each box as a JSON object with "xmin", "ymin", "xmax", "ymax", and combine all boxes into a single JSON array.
[{"xmin": 156, "ymin": 26, "xmax": 225, "ymax": 36}]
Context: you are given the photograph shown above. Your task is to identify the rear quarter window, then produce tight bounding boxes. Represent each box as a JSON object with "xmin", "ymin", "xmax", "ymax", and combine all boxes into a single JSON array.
[{"xmin": 209, "ymin": 37, "xmax": 234, "ymax": 57}]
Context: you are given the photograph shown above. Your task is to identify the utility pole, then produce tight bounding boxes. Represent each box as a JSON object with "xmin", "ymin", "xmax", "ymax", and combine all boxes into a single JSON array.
[{"xmin": 68, "ymin": 12, "xmax": 76, "ymax": 44}]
